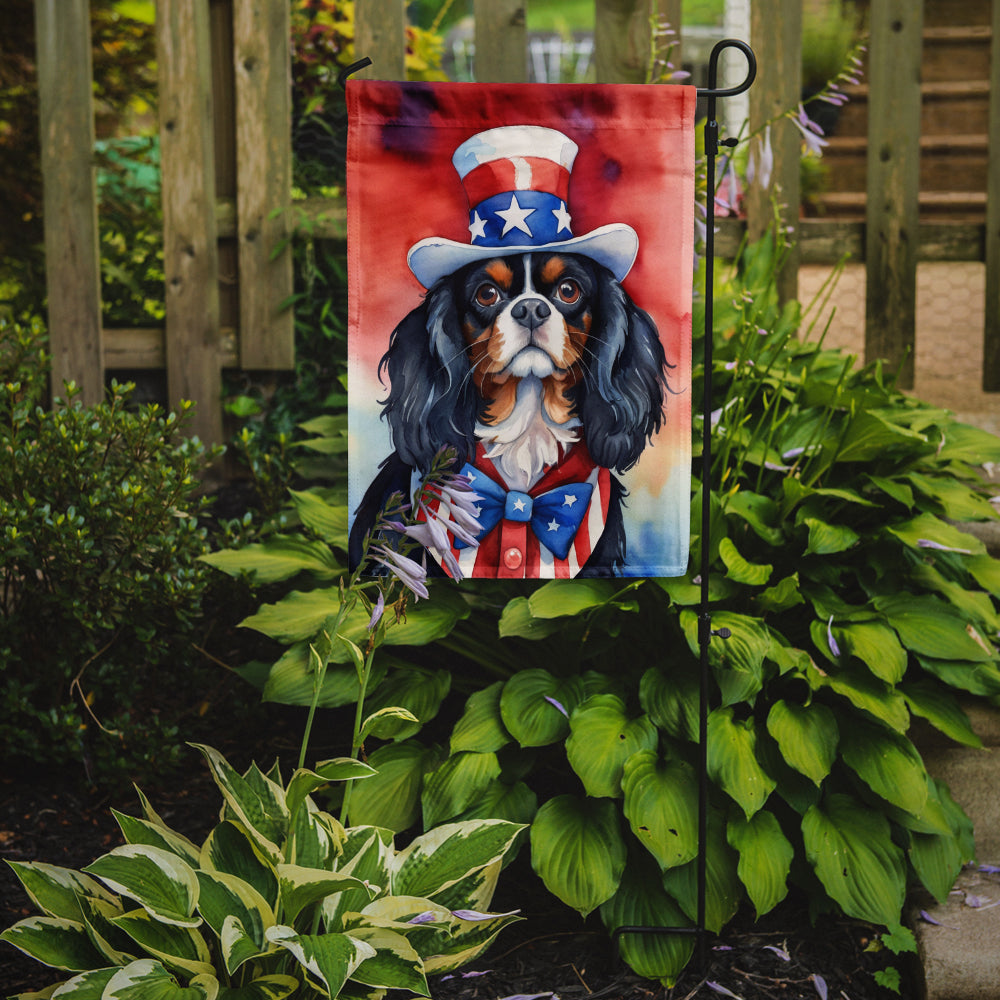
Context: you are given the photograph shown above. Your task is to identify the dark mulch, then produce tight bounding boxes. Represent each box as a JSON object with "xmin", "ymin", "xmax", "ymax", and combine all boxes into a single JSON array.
[{"xmin": 1, "ymin": 749, "xmax": 915, "ymax": 1000}]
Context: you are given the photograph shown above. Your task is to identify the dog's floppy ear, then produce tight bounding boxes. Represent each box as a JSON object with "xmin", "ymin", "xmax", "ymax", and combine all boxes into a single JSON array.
[
  {"xmin": 379, "ymin": 278, "xmax": 479, "ymax": 469},
  {"xmin": 580, "ymin": 275, "xmax": 670, "ymax": 473}
]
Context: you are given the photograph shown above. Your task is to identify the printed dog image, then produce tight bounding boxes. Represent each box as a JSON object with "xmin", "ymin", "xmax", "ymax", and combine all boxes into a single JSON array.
[{"xmin": 347, "ymin": 89, "xmax": 695, "ymax": 580}]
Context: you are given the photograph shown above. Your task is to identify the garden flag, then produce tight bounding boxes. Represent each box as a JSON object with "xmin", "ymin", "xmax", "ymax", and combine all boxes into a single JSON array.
[{"xmin": 347, "ymin": 81, "xmax": 696, "ymax": 579}]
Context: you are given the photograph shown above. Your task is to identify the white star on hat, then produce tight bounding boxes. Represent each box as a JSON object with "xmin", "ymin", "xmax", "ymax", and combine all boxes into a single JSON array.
[
  {"xmin": 552, "ymin": 200, "xmax": 572, "ymax": 234},
  {"xmin": 469, "ymin": 211, "xmax": 487, "ymax": 242},
  {"xmin": 496, "ymin": 194, "xmax": 535, "ymax": 237}
]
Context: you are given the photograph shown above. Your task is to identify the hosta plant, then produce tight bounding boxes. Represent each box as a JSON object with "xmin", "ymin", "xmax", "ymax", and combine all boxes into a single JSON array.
[{"xmin": 1, "ymin": 743, "xmax": 523, "ymax": 999}]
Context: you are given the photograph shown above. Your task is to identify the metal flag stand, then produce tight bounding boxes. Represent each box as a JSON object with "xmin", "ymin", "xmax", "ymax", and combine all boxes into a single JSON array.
[{"xmin": 340, "ymin": 38, "xmax": 758, "ymax": 974}]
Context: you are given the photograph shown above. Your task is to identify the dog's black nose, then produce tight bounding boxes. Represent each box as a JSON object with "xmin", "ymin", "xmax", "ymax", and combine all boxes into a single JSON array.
[{"xmin": 511, "ymin": 297, "xmax": 551, "ymax": 329}]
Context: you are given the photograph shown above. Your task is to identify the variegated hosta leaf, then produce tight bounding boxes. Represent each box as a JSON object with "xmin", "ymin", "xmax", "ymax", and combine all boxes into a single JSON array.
[
  {"xmin": 4, "ymin": 861, "xmax": 118, "ymax": 922},
  {"xmin": 288, "ymin": 801, "xmax": 344, "ymax": 870},
  {"xmin": 265, "ymin": 926, "xmax": 375, "ymax": 998},
  {"xmin": 424, "ymin": 859, "xmax": 501, "ymax": 916},
  {"xmin": 112, "ymin": 810, "xmax": 201, "ymax": 868},
  {"xmin": 727, "ymin": 810, "xmax": 793, "ymax": 917},
  {"xmin": 110, "ymin": 908, "xmax": 214, "ymax": 978},
  {"xmin": 421, "ymin": 751, "xmax": 502, "ymax": 829},
  {"xmin": 391, "ymin": 820, "xmax": 524, "ymax": 901},
  {"xmin": 345, "ymin": 926, "xmax": 429, "ymax": 995},
  {"xmin": 322, "ymin": 829, "xmax": 393, "ymax": 931},
  {"xmin": 0, "ymin": 916, "xmax": 107, "ymax": 971},
  {"xmin": 529, "ymin": 795, "xmax": 626, "ymax": 917},
  {"xmin": 706, "ymin": 707, "xmax": 776, "ymax": 819},
  {"xmin": 200, "ymin": 822, "xmax": 278, "ymax": 910},
  {"xmin": 277, "ymin": 865, "xmax": 376, "ymax": 925},
  {"xmin": 450, "ymin": 681, "xmax": 511, "ymax": 754},
  {"xmin": 285, "ymin": 760, "xmax": 375, "ymax": 823},
  {"xmin": 102, "ymin": 958, "xmax": 218, "ymax": 999},
  {"xmin": 838, "ymin": 718, "xmax": 929, "ymax": 817},
  {"xmin": 599, "ymin": 853, "xmax": 694, "ymax": 987},
  {"xmin": 83, "ymin": 846, "xmax": 200, "ymax": 928},
  {"xmin": 802, "ymin": 793, "xmax": 906, "ymax": 926},
  {"xmin": 765, "ymin": 700, "xmax": 838, "ymax": 786},
  {"xmin": 621, "ymin": 751, "xmax": 699, "ymax": 871},
  {"xmin": 214, "ymin": 975, "xmax": 299, "ymax": 1000},
  {"xmin": 499, "ymin": 669, "xmax": 585, "ymax": 747},
  {"xmin": 191, "ymin": 745, "xmax": 287, "ymax": 863},
  {"xmin": 566, "ymin": 695, "xmax": 658, "ymax": 799},
  {"xmin": 77, "ymin": 894, "xmax": 136, "ymax": 966},
  {"xmin": 195, "ymin": 871, "xmax": 274, "ymax": 974},
  {"xmin": 422, "ymin": 907, "xmax": 523, "ymax": 975},
  {"xmin": 46, "ymin": 966, "xmax": 118, "ymax": 997}
]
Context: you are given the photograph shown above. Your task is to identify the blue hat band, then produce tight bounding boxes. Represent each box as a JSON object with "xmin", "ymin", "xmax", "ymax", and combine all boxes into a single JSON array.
[{"xmin": 469, "ymin": 190, "xmax": 573, "ymax": 250}]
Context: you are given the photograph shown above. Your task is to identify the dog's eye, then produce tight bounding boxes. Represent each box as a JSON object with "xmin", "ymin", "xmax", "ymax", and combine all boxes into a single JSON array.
[
  {"xmin": 556, "ymin": 279, "xmax": 581, "ymax": 304},
  {"xmin": 475, "ymin": 283, "xmax": 500, "ymax": 307}
]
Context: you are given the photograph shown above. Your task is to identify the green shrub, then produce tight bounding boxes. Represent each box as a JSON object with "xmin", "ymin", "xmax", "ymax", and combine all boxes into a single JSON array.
[{"xmin": 0, "ymin": 316, "xmax": 220, "ymax": 783}]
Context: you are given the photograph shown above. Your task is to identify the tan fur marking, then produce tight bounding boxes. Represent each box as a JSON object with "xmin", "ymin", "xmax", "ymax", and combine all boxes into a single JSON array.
[
  {"xmin": 485, "ymin": 259, "xmax": 514, "ymax": 290},
  {"xmin": 539, "ymin": 256, "xmax": 568, "ymax": 286}
]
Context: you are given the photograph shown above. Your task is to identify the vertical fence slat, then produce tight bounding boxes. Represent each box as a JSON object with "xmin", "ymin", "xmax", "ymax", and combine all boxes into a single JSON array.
[
  {"xmin": 34, "ymin": 0, "xmax": 103, "ymax": 405},
  {"xmin": 474, "ymin": 0, "xmax": 527, "ymax": 82},
  {"xmin": 983, "ymin": 0, "xmax": 1000, "ymax": 390},
  {"xmin": 233, "ymin": 0, "xmax": 294, "ymax": 369},
  {"xmin": 864, "ymin": 0, "xmax": 923, "ymax": 389},
  {"xmin": 594, "ymin": 0, "xmax": 652, "ymax": 84},
  {"xmin": 355, "ymin": 0, "xmax": 406, "ymax": 80},
  {"xmin": 157, "ymin": 0, "xmax": 223, "ymax": 445},
  {"xmin": 746, "ymin": 0, "xmax": 801, "ymax": 303}
]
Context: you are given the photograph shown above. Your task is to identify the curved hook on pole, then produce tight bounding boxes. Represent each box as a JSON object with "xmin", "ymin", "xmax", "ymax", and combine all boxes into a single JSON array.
[
  {"xmin": 337, "ymin": 57, "xmax": 373, "ymax": 89},
  {"xmin": 697, "ymin": 38, "xmax": 756, "ymax": 99}
]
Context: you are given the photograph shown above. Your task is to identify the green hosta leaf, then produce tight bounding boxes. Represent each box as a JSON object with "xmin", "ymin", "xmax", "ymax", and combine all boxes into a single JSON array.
[
  {"xmin": 834, "ymin": 621, "xmax": 907, "ymax": 684},
  {"xmin": 276, "ymin": 865, "xmax": 374, "ymax": 925},
  {"xmin": 530, "ymin": 795, "xmax": 626, "ymax": 917},
  {"xmin": 839, "ymin": 718, "xmax": 929, "ymax": 816},
  {"xmin": 656, "ymin": 573, "xmax": 737, "ymax": 606},
  {"xmin": 803, "ymin": 517, "xmax": 859, "ymax": 556},
  {"xmin": 599, "ymin": 853, "xmax": 694, "ymax": 987},
  {"xmin": 112, "ymin": 812, "xmax": 201, "ymax": 868},
  {"xmin": 111, "ymin": 908, "xmax": 214, "ymax": 978},
  {"xmin": 916, "ymin": 655, "xmax": 1000, "ymax": 697},
  {"xmin": 83, "ymin": 846, "xmax": 200, "ymax": 928},
  {"xmin": 288, "ymin": 489, "xmax": 348, "ymax": 545},
  {"xmin": 621, "ymin": 751, "xmax": 699, "ymax": 871},
  {"xmin": 195, "ymin": 871, "xmax": 273, "ymax": 974},
  {"xmin": 0, "ymin": 916, "xmax": 107, "ymax": 971},
  {"xmin": 810, "ymin": 662, "xmax": 910, "ymax": 732},
  {"xmin": 216, "ymin": 975, "xmax": 299, "ymax": 1000},
  {"xmin": 755, "ymin": 573, "xmax": 804, "ymax": 614},
  {"xmin": 718, "ymin": 537, "xmax": 773, "ymax": 585},
  {"xmin": 874, "ymin": 594, "xmax": 995, "ymax": 662},
  {"xmin": 835, "ymin": 410, "xmax": 927, "ymax": 463},
  {"xmin": 499, "ymin": 670, "xmax": 584, "ymax": 747},
  {"xmin": 261, "ymin": 643, "xmax": 385, "ymax": 709},
  {"xmin": 639, "ymin": 664, "xmax": 699, "ymax": 742},
  {"xmin": 450, "ymin": 682, "xmax": 511, "ymax": 754},
  {"xmin": 565, "ymin": 695, "xmax": 658, "ymax": 798},
  {"xmin": 967, "ymin": 553, "xmax": 1000, "ymax": 597},
  {"xmin": 935, "ymin": 421, "xmax": 1000, "ymax": 464},
  {"xmin": 680, "ymin": 610, "xmax": 770, "ymax": 706},
  {"xmin": 265, "ymin": 926, "xmax": 375, "ymax": 998},
  {"xmin": 200, "ymin": 535, "xmax": 342, "ymax": 584},
  {"xmin": 885, "ymin": 512, "xmax": 985, "ymax": 557},
  {"xmin": 727, "ymin": 811, "xmax": 793, "ymax": 918},
  {"xmin": 393, "ymin": 820, "xmax": 524, "ymax": 901},
  {"xmin": 865, "ymin": 474, "xmax": 914, "ymax": 509},
  {"xmin": 661, "ymin": 810, "xmax": 741, "ymax": 934},
  {"xmin": 498, "ymin": 596, "xmax": 565, "ymax": 639},
  {"xmin": 765, "ymin": 700, "xmax": 838, "ymax": 786},
  {"xmin": 453, "ymin": 779, "xmax": 538, "ymax": 827},
  {"xmin": 200, "ymin": 822, "xmax": 278, "ymax": 910},
  {"xmin": 527, "ymin": 578, "xmax": 620, "ymax": 617},
  {"xmin": 909, "ymin": 828, "xmax": 965, "ymax": 905},
  {"xmin": 906, "ymin": 472, "xmax": 998, "ymax": 521},
  {"xmin": 901, "ymin": 680, "xmax": 982, "ymax": 748},
  {"xmin": 363, "ymin": 667, "xmax": 451, "ymax": 740},
  {"xmin": 911, "ymin": 562, "xmax": 1000, "ymax": 633},
  {"xmin": 802, "ymin": 793, "xmax": 906, "ymax": 926},
  {"xmin": 346, "ymin": 926, "xmax": 428, "ymax": 994},
  {"xmin": 360, "ymin": 706, "xmax": 421, "ymax": 742},
  {"xmin": 103, "ymin": 959, "xmax": 218, "ymax": 1000},
  {"xmin": 191, "ymin": 746, "xmax": 287, "ymax": 863},
  {"xmin": 421, "ymin": 751, "xmax": 502, "ymax": 828},
  {"xmin": 707, "ymin": 708, "xmax": 776, "ymax": 818},
  {"xmin": 347, "ymin": 740, "xmax": 442, "ymax": 832},
  {"xmin": 724, "ymin": 490, "xmax": 784, "ymax": 545},
  {"xmin": 4, "ymin": 862, "xmax": 118, "ymax": 922}
]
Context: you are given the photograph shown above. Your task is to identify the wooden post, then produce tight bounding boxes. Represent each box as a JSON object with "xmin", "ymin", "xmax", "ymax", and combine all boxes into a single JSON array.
[
  {"xmin": 34, "ymin": 0, "xmax": 104, "ymax": 405},
  {"xmin": 157, "ymin": 0, "xmax": 223, "ymax": 444},
  {"xmin": 983, "ymin": 0, "xmax": 1000, "ymax": 390},
  {"xmin": 594, "ymin": 0, "xmax": 653, "ymax": 84},
  {"xmin": 746, "ymin": 0, "xmax": 801, "ymax": 305},
  {"xmin": 354, "ymin": 0, "xmax": 406, "ymax": 80},
  {"xmin": 864, "ymin": 0, "xmax": 923, "ymax": 389},
  {"xmin": 233, "ymin": 0, "xmax": 294, "ymax": 369},
  {"xmin": 474, "ymin": 0, "xmax": 527, "ymax": 83}
]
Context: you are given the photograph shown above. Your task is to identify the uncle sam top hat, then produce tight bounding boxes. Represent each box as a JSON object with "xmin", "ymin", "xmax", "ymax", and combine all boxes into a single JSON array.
[{"xmin": 407, "ymin": 125, "xmax": 639, "ymax": 290}]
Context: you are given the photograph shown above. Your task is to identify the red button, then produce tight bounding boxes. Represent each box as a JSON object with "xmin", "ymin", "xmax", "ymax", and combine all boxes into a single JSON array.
[{"xmin": 503, "ymin": 546, "xmax": 523, "ymax": 570}]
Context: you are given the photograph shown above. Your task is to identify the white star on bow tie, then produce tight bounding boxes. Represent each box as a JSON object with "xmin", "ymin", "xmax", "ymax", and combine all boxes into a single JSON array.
[
  {"xmin": 562, "ymin": 493, "xmax": 578, "ymax": 507},
  {"xmin": 547, "ymin": 518, "xmax": 560, "ymax": 532},
  {"xmin": 496, "ymin": 194, "xmax": 535, "ymax": 237},
  {"xmin": 512, "ymin": 496, "xmax": 527, "ymax": 512}
]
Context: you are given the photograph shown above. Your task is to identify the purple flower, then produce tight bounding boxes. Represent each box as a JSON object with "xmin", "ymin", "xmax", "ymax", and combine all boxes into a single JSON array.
[
  {"xmin": 370, "ymin": 545, "xmax": 429, "ymax": 600},
  {"xmin": 451, "ymin": 908, "xmax": 520, "ymax": 921},
  {"xmin": 706, "ymin": 983, "xmax": 742, "ymax": 999},
  {"xmin": 544, "ymin": 695, "xmax": 569, "ymax": 718},
  {"xmin": 747, "ymin": 124, "xmax": 774, "ymax": 190},
  {"xmin": 812, "ymin": 974, "xmax": 828, "ymax": 1000},
  {"xmin": 367, "ymin": 591, "xmax": 385, "ymax": 631},
  {"xmin": 827, "ymin": 616, "xmax": 841, "ymax": 658},
  {"xmin": 791, "ymin": 104, "xmax": 829, "ymax": 156},
  {"xmin": 407, "ymin": 911, "xmax": 438, "ymax": 925},
  {"xmin": 917, "ymin": 538, "xmax": 973, "ymax": 554},
  {"xmin": 763, "ymin": 944, "xmax": 790, "ymax": 961}
]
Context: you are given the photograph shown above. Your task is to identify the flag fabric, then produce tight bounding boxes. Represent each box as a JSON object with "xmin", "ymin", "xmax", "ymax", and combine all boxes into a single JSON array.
[{"xmin": 347, "ymin": 80, "xmax": 695, "ymax": 579}]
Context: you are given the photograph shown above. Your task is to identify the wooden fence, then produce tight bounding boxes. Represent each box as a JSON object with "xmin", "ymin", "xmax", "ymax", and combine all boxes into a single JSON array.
[{"xmin": 33, "ymin": 0, "xmax": 1000, "ymax": 445}]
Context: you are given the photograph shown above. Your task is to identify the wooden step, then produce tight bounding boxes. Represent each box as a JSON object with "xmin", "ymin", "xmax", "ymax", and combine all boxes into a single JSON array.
[
  {"xmin": 922, "ymin": 25, "xmax": 993, "ymax": 83},
  {"xmin": 812, "ymin": 190, "xmax": 987, "ymax": 222},
  {"xmin": 922, "ymin": 0, "xmax": 991, "ymax": 28}
]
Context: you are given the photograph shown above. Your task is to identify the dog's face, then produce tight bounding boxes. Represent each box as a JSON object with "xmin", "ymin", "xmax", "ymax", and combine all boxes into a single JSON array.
[{"xmin": 456, "ymin": 252, "xmax": 599, "ymax": 425}]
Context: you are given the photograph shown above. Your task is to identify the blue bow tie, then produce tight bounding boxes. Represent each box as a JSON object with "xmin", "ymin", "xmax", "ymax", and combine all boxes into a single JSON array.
[{"xmin": 457, "ymin": 463, "xmax": 594, "ymax": 560}]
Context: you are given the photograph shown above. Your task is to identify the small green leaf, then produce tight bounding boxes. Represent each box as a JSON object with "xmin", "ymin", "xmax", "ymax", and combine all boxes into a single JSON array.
[
  {"xmin": 707, "ymin": 708, "xmax": 776, "ymax": 819},
  {"xmin": 765, "ymin": 700, "xmax": 838, "ymax": 786},
  {"xmin": 719, "ymin": 536, "xmax": 773, "ymax": 585},
  {"xmin": 803, "ymin": 517, "xmax": 859, "ymax": 555},
  {"xmin": 727, "ymin": 811, "xmax": 793, "ymax": 917},
  {"xmin": 450, "ymin": 682, "xmax": 511, "ymax": 754},
  {"xmin": 639, "ymin": 664, "xmax": 699, "ymax": 742}
]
